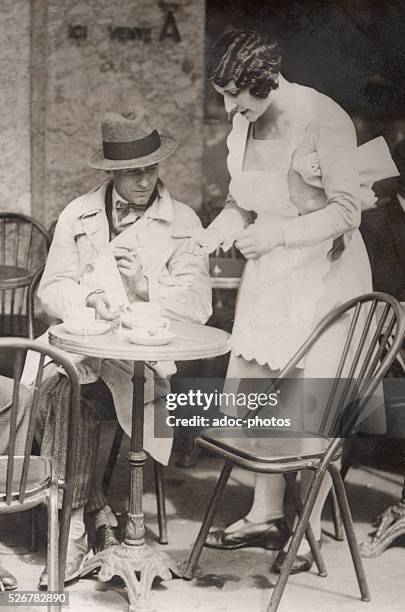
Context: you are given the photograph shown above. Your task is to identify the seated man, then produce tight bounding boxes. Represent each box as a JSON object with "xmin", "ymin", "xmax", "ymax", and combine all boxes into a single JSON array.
[{"xmin": 32, "ymin": 107, "xmax": 212, "ymax": 585}]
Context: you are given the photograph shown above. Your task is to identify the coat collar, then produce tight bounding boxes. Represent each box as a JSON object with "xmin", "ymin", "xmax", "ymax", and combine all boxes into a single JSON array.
[
  {"xmin": 76, "ymin": 179, "xmax": 173, "ymax": 223},
  {"xmin": 74, "ymin": 179, "xmax": 175, "ymax": 260}
]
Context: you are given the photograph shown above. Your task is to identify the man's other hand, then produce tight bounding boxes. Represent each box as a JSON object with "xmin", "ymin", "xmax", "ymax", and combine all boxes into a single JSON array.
[{"xmin": 86, "ymin": 291, "xmax": 117, "ymax": 321}]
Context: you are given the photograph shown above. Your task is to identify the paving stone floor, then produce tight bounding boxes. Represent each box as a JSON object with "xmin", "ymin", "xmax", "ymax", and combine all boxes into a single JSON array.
[{"xmin": 1, "ymin": 431, "xmax": 404, "ymax": 612}]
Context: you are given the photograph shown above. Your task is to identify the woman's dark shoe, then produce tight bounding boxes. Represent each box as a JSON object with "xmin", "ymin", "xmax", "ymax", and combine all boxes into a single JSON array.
[
  {"xmin": 205, "ymin": 517, "xmax": 290, "ymax": 550},
  {"xmin": 0, "ymin": 566, "xmax": 17, "ymax": 591},
  {"xmin": 272, "ymin": 540, "xmax": 322, "ymax": 574}
]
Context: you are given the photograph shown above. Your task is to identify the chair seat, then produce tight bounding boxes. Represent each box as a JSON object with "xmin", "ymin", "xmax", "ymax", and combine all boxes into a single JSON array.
[
  {"xmin": 0, "ymin": 456, "xmax": 51, "ymax": 506},
  {"xmin": 198, "ymin": 428, "xmax": 339, "ymax": 472},
  {"xmin": 0, "ymin": 265, "xmax": 33, "ymax": 290}
]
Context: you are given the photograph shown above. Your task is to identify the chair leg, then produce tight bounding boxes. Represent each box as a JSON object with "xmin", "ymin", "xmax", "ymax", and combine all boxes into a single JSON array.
[
  {"xmin": 284, "ymin": 472, "xmax": 327, "ymax": 576},
  {"xmin": 58, "ymin": 482, "xmax": 74, "ymax": 590},
  {"xmin": 328, "ymin": 463, "xmax": 371, "ymax": 602},
  {"xmin": 28, "ymin": 507, "xmax": 40, "ymax": 552},
  {"xmin": 182, "ymin": 460, "xmax": 233, "ymax": 581},
  {"xmin": 330, "ymin": 485, "xmax": 344, "ymax": 541},
  {"xmin": 268, "ymin": 470, "xmax": 327, "ymax": 612},
  {"xmin": 47, "ymin": 481, "xmax": 61, "ymax": 612},
  {"xmin": 102, "ymin": 425, "xmax": 124, "ymax": 495},
  {"xmin": 153, "ymin": 460, "xmax": 168, "ymax": 545}
]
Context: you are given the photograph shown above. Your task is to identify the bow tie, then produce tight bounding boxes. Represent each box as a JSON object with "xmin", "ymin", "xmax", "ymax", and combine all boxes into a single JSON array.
[{"xmin": 115, "ymin": 201, "xmax": 147, "ymax": 214}]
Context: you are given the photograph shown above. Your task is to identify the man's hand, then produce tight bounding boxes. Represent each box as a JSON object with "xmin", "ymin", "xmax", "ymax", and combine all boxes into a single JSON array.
[
  {"xmin": 235, "ymin": 223, "xmax": 285, "ymax": 259},
  {"xmin": 113, "ymin": 246, "xmax": 143, "ymax": 278},
  {"xmin": 113, "ymin": 246, "xmax": 149, "ymax": 300},
  {"xmin": 86, "ymin": 291, "xmax": 117, "ymax": 321},
  {"xmin": 172, "ymin": 227, "xmax": 224, "ymax": 255}
]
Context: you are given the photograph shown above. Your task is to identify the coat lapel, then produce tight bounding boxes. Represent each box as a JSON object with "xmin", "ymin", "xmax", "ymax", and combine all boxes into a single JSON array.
[{"xmin": 76, "ymin": 182, "xmax": 110, "ymax": 254}]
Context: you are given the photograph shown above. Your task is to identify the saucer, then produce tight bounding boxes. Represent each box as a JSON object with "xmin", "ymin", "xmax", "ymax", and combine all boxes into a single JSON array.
[
  {"xmin": 63, "ymin": 321, "xmax": 111, "ymax": 336},
  {"xmin": 121, "ymin": 315, "xmax": 136, "ymax": 329},
  {"xmin": 121, "ymin": 315, "xmax": 170, "ymax": 331},
  {"xmin": 125, "ymin": 330, "xmax": 176, "ymax": 346}
]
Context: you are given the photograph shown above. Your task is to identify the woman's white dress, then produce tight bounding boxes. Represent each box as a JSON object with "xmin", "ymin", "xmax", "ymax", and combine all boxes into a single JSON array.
[{"xmin": 227, "ymin": 84, "xmax": 372, "ymax": 375}]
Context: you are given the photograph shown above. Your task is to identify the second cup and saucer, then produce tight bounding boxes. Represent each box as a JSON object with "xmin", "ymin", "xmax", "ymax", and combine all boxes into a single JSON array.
[{"xmin": 121, "ymin": 303, "xmax": 175, "ymax": 346}]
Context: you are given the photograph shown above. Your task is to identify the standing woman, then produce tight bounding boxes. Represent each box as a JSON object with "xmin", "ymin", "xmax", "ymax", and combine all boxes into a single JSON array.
[{"xmin": 178, "ymin": 29, "xmax": 374, "ymax": 571}]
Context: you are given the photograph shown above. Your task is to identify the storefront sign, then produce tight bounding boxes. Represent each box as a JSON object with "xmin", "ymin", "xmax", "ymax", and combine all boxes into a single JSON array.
[{"xmin": 68, "ymin": 7, "xmax": 182, "ymax": 44}]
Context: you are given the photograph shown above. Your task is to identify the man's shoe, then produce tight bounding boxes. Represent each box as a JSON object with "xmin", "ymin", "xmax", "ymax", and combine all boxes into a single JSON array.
[
  {"xmin": 86, "ymin": 506, "xmax": 119, "ymax": 554},
  {"xmin": 38, "ymin": 534, "xmax": 93, "ymax": 588},
  {"xmin": 272, "ymin": 540, "xmax": 322, "ymax": 574},
  {"xmin": 0, "ymin": 566, "xmax": 17, "ymax": 591},
  {"xmin": 92, "ymin": 523, "xmax": 119, "ymax": 554},
  {"xmin": 205, "ymin": 518, "xmax": 290, "ymax": 550}
]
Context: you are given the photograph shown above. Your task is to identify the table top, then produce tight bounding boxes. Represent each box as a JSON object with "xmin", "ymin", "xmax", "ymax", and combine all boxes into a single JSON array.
[
  {"xmin": 0, "ymin": 264, "xmax": 33, "ymax": 289},
  {"xmin": 49, "ymin": 320, "xmax": 231, "ymax": 362}
]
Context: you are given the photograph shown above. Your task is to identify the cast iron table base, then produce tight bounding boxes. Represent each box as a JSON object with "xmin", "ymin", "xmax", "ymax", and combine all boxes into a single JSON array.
[
  {"xmin": 82, "ymin": 542, "xmax": 176, "ymax": 612},
  {"xmin": 81, "ymin": 362, "xmax": 178, "ymax": 611}
]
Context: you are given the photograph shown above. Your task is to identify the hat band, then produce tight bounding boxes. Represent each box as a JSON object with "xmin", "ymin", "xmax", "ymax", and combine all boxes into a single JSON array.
[{"xmin": 103, "ymin": 130, "xmax": 161, "ymax": 160}]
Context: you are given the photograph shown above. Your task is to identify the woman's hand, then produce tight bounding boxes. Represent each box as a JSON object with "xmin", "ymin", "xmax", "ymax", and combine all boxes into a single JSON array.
[
  {"xmin": 172, "ymin": 227, "xmax": 224, "ymax": 255},
  {"xmin": 235, "ymin": 223, "xmax": 284, "ymax": 259}
]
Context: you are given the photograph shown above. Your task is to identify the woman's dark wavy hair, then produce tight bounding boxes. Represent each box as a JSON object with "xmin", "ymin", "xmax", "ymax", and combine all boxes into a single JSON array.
[{"xmin": 207, "ymin": 30, "xmax": 281, "ymax": 99}]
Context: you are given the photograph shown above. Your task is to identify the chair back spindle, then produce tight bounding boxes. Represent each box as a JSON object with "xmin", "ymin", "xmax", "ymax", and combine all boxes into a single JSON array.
[{"xmin": 5, "ymin": 349, "xmax": 25, "ymax": 505}]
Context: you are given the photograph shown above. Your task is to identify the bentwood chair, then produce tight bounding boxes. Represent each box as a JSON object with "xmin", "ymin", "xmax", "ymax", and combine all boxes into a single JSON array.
[
  {"xmin": 182, "ymin": 293, "xmax": 405, "ymax": 612},
  {"xmin": 0, "ymin": 214, "xmax": 51, "ymax": 338},
  {"xmin": 0, "ymin": 338, "xmax": 80, "ymax": 604}
]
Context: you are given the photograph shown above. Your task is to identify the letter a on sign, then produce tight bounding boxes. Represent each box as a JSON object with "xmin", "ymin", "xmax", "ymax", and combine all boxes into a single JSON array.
[{"xmin": 159, "ymin": 10, "xmax": 181, "ymax": 42}]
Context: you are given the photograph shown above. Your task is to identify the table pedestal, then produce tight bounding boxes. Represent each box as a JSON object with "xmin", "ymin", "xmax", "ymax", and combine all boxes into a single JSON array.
[
  {"xmin": 360, "ymin": 476, "xmax": 405, "ymax": 558},
  {"xmin": 82, "ymin": 543, "xmax": 173, "ymax": 611},
  {"xmin": 81, "ymin": 361, "xmax": 176, "ymax": 611}
]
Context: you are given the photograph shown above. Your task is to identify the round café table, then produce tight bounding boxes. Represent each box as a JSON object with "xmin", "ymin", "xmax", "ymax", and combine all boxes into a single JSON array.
[{"xmin": 49, "ymin": 321, "xmax": 231, "ymax": 612}]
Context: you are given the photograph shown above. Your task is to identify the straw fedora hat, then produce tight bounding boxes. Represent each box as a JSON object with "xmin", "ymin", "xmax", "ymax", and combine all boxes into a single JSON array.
[{"xmin": 89, "ymin": 107, "xmax": 178, "ymax": 171}]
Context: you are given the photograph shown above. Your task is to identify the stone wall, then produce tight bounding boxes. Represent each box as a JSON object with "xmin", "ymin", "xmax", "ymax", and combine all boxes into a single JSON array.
[
  {"xmin": 37, "ymin": 0, "xmax": 205, "ymax": 226},
  {"xmin": 0, "ymin": 0, "xmax": 31, "ymax": 214}
]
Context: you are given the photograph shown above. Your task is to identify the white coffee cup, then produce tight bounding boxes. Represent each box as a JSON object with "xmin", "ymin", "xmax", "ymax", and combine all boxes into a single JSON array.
[
  {"xmin": 64, "ymin": 306, "xmax": 95, "ymax": 329},
  {"xmin": 129, "ymin": 302, "xmax": 170, "ymax": 335}
]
